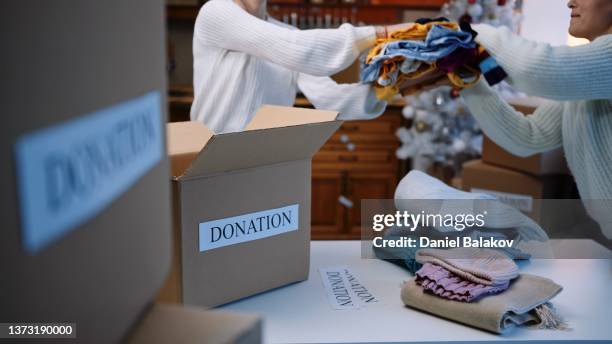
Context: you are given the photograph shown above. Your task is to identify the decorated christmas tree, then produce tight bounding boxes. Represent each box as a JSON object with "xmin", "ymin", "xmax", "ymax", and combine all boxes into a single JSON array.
[{"xmin": 441, "ymin": 0, "xmax": 523, "ymax": 30}]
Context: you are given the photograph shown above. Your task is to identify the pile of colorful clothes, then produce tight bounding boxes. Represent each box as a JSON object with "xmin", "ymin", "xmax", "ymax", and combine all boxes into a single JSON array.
[{"xmin": 361, "ymin": 17, "xmax": 507, "ymax": 101}]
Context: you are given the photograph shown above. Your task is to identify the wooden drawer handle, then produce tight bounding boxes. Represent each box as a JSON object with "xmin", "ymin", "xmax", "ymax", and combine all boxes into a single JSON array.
[{"xmin": 339, "ymin": 156, "xmax": 358, "ymax": 162}]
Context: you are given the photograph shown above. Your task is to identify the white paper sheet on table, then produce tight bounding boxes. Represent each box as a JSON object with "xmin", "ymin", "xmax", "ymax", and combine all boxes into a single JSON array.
[{"xmin": 318, "ymin": 265, "xmax": 380, "ymax": 310}]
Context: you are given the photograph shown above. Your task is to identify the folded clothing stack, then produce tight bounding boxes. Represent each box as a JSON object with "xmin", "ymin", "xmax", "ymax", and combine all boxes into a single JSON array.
[
  {"xmin": 416, "ymin": 247, "xmax": 519, "ymax": 286},
  {"xmin": 416, "ymin": 262, "xmax": 510, "ymax": 302},
  {"xmin": 404, "ymin": 248, "xmax": 566, "ymax": 333},
  {"xmin": 402, "ymin": 273, "xmax": 566, "ymax": 334},
  {"xmin": 413, "ymin": 247, "xmax": 518, "ymax": 303},
  {"xmin": 376, "ymin": 170, "xmax": 566, "ymax": 333},
  {"xmin": 361, "ymin": 17, "xmax": 507, "ymax": 101}
]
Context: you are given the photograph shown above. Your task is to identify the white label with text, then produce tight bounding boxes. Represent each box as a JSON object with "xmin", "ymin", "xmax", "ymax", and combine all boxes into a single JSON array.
[
  {"xmin": 199, "ymin": 204, "xmax": 299, "ymax": 252},
  {"xmin": 471, "ymin": 188, "xmax": 533, "ymax": 212},
  {"xmin": 319, "ymin": 266, "xmax": 379, "ymax": 310}
]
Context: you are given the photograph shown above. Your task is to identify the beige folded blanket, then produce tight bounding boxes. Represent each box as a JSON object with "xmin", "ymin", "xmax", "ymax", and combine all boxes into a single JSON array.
[{"xmin": 401, "ymin": 273, "xmax": 564, "ymax": 334}]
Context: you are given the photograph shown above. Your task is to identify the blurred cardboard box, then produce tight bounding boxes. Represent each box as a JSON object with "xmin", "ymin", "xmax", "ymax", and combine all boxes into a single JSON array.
[
  {"xmin": 1, "ymin": 0, "xmax": 176, "ymax": 342},
  {"xmin": 482, "ymin": 98, "xmax": 570, "ymax": 176},
  {"xmin": 462, "ymin": 160, "xmax": 579, "ymax": 234},
  {"xmin": 462, "ymin": 159, "xmax": 575, "ymax": 200},
  {"xmin": 159, "ymin": 105, "xmax": 341, "ymax": 307},
  {"xmin": 128, "ymin": 304, "xmax": 261, "ymax": 344},
  {"xmin": 3, "ymin": 1, "xmax": 264, "ymax": 342},
  {"xmin": 482, "ymin": 136, "xmax": 570, "ymax": 176}
]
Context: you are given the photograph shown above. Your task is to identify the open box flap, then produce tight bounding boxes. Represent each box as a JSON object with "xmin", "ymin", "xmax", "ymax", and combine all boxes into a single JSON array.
[
  {"xmin": 245, "ymin": 105, "xmax": 338, "ymax": 130},
  {"xmin": 179, "ymin": 106, "xmax": 341, "ymax": 180},
  {"xmin": 167, "ymin": 121, "xmax": 214, "ymax": 178}
]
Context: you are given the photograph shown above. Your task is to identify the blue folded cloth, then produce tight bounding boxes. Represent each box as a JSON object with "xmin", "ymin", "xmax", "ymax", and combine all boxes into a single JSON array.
[
  {"xmin": 361, "ymin": 24, "xmax": 476, "ymax": 84},
  {"xmin": 384, "ymin": 25, "xmax": 476, "ymax": 62}
]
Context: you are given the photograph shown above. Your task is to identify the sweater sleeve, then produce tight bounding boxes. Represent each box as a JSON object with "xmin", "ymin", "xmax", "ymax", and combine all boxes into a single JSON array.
[
  {"xmin": 194, "ymin": 0, "xmax": 377, "ymax": 77},
  {"xmin": 297, "ymin": 73, "xmax": 386, "ymax": 120},
  {"xmin": 460, "ymin": 79, "xmax": 563, "ymax": 157},
  {"xmin": 473, "ymin": 24, "xmax": 612, "ymax": 101}
]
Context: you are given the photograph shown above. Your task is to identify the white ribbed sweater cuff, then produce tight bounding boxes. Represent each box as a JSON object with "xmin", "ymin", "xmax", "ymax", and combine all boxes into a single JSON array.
[{"xmin": 349, "ymin": 25, "xmax": 377, "ymax": 53}]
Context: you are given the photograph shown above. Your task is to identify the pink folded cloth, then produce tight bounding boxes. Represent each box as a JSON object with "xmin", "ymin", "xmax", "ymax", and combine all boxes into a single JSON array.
[{"xmin": 415, "ymin": 263, "xmax": 509, "ymax": 302}]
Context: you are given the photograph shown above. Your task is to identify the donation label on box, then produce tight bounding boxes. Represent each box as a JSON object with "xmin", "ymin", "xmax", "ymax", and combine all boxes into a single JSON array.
[
  {"xmin": 14, "ymin": 91, "xmax": 163, "ymax": 254},
  {"xmin": 199, "ymin": 204, "xmax": 299, "ymax": 252}
]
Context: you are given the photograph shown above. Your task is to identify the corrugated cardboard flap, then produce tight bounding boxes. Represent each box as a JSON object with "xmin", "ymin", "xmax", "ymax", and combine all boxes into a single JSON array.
[
  {"xmin": 167, "ymin": 121, "xmax": 215, "ymax": 178},
  {"xmin": 180, "ymin": 105, "xmax": 341, "ymax": 180}
]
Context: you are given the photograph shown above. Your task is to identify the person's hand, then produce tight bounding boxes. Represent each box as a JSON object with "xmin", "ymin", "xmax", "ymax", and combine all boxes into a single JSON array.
[
  {"xmin": 398, "ymin": 70, "xmax": 452, "ymax": 95},
  {"xmin": 375, "ymin": 23, "xmax": 415, "ymax": 39}
]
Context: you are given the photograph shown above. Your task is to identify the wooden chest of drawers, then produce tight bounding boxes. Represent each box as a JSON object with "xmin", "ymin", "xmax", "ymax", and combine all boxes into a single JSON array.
[{"xmin": 311, "ymin": 107, "xmax": 403, "ymax": 240}]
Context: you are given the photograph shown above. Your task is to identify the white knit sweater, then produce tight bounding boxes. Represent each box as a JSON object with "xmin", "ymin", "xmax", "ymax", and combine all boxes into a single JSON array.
[
  {"xmin": 190, "ymin": 0, "xmax": 386, "ymax": 134},
  {"xmin": 461, "ymin": 24, "xmax": 612, "ymax": 237}
]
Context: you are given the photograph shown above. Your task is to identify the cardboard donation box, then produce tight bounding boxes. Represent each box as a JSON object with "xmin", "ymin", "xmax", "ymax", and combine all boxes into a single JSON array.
[
  {"xmin": 2, "ymin": 1, "xmax": 263, "ymax": 343},
  {"xmin": 159, "ymin": 105, "xmax": 342, "ymax": 307},
  {"xmin": 482, "ymin": 136, "xmax": 570, "ymax": 176},
  {"xmin": 462, "ymin": 160, "xmax": 574, "ymax": 201},
  {"xmin": 462, "ymin": 159, "xmax": 566, "ymax": 201},
  {"xmin": 128, "ymin": 304, "xmax": 261, "ymax": 344},
  {"xmin": 462, "ymin": 160, "xmax": 577, "ymax": 228},
  {"xmin": 2, "ymin": 0, "xmax": 176, "ymax": 342}
]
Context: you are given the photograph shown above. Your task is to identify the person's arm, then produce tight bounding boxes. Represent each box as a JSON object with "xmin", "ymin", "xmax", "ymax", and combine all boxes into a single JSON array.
[
  {"xmin": 195, "ymin": 0, "xmax": 376, "ymax": 76},
  {"xmin": 473, "ymin": 24, "xmax": 612, "ymax": 101},
  {"xmin": 297, "ymin": 73, "xmax": 386, "ymax": 120},
  {"xmin": 461, "ymin": 79, "xmax": 563, "ymax": 157}
]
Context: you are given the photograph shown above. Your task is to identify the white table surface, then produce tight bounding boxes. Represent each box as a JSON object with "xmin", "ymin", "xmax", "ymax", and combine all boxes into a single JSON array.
[{"xmin": 219, "ymin": 240, "xmax": 612, "ymax": 343}]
